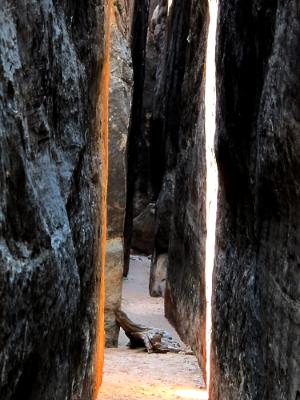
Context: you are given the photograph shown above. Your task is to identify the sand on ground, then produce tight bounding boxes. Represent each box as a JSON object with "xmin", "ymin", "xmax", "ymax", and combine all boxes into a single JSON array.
[{"xmin": 98, "ymin": 255, "xmax": 206, "ymax": 400}]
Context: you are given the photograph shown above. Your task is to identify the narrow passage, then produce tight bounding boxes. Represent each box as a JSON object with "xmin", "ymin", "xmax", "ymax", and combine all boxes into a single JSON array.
[{"xmin": 99, "ymin": 256, "xmax": 206, "ymax": 400}]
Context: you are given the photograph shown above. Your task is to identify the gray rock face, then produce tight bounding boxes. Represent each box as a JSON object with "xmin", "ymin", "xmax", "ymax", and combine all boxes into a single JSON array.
[
  {"xmin": 150, "ymin": 0, "xmax": 209, "ymax": 373},
  {"xmin": 105, "ymin": 1, "xmax": 133, "ymax": 347},
  {"xmin": 124, "ymin": 0, "xmax": 168, "ymax": 274},
  {"xmin": 143, "ymin": 0, "xmax": 168, "ymax": 199},
  {"xmin": 105, "ymin": 239, "xmax": 125, "ymax": 347},
  {"xmin": 211, "ymin": 1, "xmax": 300, "ymax": 399},
  {"xmin": 131, "ymin": 202, "xmax": 156, "ymax": 254},
  {"xmin": 0, "ymin": 1, "xmax": 110, "ymax": 399},
  {"xmin": 149, "ymin": 252, "xmax": 167, "ymax": 297},
  {"xmin": 149, "ymin": 172, "xmax": 173, "ymax": 299},
  {"xmin": 123, "ymin": 0, "xmax": 150, "ymax": 275},
  {"xmin": 154, "ymin": 172, "xmax": 175, "ymax": 252}
]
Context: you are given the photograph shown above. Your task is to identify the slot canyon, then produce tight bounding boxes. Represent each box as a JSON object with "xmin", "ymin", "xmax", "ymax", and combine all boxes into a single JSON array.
[{"xmin": 0, "ymin": 0, "xmax": 299, "ymax": 399}]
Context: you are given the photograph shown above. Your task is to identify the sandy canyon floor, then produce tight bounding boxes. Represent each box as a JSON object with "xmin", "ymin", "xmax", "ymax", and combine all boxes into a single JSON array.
[{"xmin": 98, "ymin": 255, "xmax": 207, "ymax": 400}]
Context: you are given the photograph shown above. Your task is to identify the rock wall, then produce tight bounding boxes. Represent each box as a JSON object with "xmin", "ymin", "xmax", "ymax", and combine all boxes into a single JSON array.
[
  {"xmin": 211, "ymin": 1, "xmax": 300, "ymax": 398},
  {"xmin": 162, "ymin": 0, "xmax": 208, "ymax": 373},
  {"xmin": 123, "ymin": 0, "xmax": 209, "ymax": 371},
  {"xmin": 123, "ymin": 0, "xmax": 150, "ymax": 274},
  {"xmin": 124, "ymin": 0, "xmax": 171, "ymax": 266},
  {"xmin": 128, "ymin": 0, "xmax": 210, "ymax": 368},
  {"xmin": 0, "ymin": 1, "xmax": 111, "ymax": 399},
  {"xmin": 105, "ymin": 1, "xmax": 133, "ymax": 347}
]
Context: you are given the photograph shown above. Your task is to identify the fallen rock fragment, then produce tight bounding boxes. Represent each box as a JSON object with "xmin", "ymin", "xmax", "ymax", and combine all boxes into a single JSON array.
[{"xmin": 115, "ymin": 310, "xmax": 193, "ymax": 355}]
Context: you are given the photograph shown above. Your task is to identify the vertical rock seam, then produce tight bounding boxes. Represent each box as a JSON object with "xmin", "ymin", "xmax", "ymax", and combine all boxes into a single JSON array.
[
  {"xmin": 93, "ymin": 0, "xmax": 112, "ymax": 397},
  {"xmin": 105, "ymin": 0, "xmax": 133, "ymax": 348},
  {"xmin": 123, "ymin": 0, "xmax": 150, "ymax": 276},
  {"xmin": 161, "ymin": 0, "xmax": 209, "ymax": 375}
]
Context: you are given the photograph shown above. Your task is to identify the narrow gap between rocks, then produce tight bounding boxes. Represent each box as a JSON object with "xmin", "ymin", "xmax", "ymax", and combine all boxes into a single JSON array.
[
  {"xmin": 102, "ymin": 0, "xmax": 219, "ymax": 399},
  {"xmin": 2, "ymin": 1, "xmax": 299, "ymax": 399},
  {"xmin": 99, "ymin": 256, "xmax": 206, "ymax": 400}
]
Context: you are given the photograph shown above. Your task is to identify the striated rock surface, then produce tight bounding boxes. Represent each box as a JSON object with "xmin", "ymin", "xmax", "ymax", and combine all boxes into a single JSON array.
[
  {"xmin": 149, "ymin": 252, "xmax": 167, "ymax": 297},
  {"xmin": 123, "ymin": 0, "xmax": 150, "ymax": 275},
  {"xmin": 131, "ymin": 202, "xmax": 156, "ymax": 254},
  {"xmin": 0, "ymin": 1, "xmax": 111, "ymax": 399},
  {"xmin": 150, "ymin": 0, "xmax": 209, "ymax": 373},
  {"xmin": 124, "ymin": 0, "xmax": 170, "ymax": 272},
  {"xmin": 107, "ymin": 4, "xmax": 132, "ymax": 240},
  {"xmin": 211, "ymin": 1, "xmax": 300, "ymax": 398},
  {"xmin": 149, "ymin": 172, "xmax": 174, "ymax": 298},
  {"xmin": 124, "ymin": 0, "xmax": 209, "ymax": 370},
  {"xmin": 105, "ymin": 0, "xmax": 133, "ymax": 347},
  {"xmin": 105, "ymin": 239, "xmax": 125, "ymax": 347}
]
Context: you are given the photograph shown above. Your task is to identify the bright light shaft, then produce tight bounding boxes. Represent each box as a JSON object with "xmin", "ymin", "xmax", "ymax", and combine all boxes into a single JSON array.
[{"xmin": 204, "ymin": 0, "xmax": 219, "ymax": 395}]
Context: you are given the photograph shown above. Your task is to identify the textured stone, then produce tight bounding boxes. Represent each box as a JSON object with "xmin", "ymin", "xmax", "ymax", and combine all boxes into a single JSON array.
[
  {"xmin": 144, "ymin": 0, "xmax": 168, "ymax": 199},
  {"xmin": 131, "ymin": 202, "xmax": 156, "ymax": 254},
  {"xmin": 210, "ymin": 1, "xmax": 300, "ymax": 399},
  {"xmin": 150, "ymin": 0, "xmax": 209, "ymax": 374},
  {"xmin": 149, "ymin": 252, "xmax": 167, "ymax": 297},
  {"xmin": 125, "ymin": 1, "xmax": 168, "ymax": 265},
  {"xmin": 105, "ymin": 239, "xmax": 124, "ymax": 347},
  {"xmin": 123, "ymin": 0, "xmax": 150, "ymax": 275},
  {"xmin": 124, "ymin": 0, "xmax": 170, "ymax": 272},
  {"xmin": 107, "ymin": 27, "xmax": 132, "ymax": 239},
  {"xmin": 0, "ymin": 1, "xmax": 111, "ymax": 399},
  {"xmin": 154, "ymin": 172, "xmax": 174, "ymax": 252},
  {"xmin": 105, "ymin": 1, "xmax": 133, "ymax": 347}
]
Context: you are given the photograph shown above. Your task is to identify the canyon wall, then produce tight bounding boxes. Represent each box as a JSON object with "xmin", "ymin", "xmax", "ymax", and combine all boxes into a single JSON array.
[
  {"xmin": 0, "ymin": 1, "xmax": 111, "ymax": 399},
  {"xmin": 122, "ymin": 1, "xmax": 209, "ymax": 337},
  {"xmin": 162, "ymin": 0, "xmax": 208, "ymax": 373},
  {"xmin": 105, "ymin": 0, "xmax": 133, "ymax": 347},
  {"xmin": 129, "ymin": 0, "xmax": 168, "ymax": 257},
  {"xmin": 123, "ymin": 0, "xmax": 209, "ymax": 371},
  {"xmin": 211, "ymin": 1, "xmax": 300, "ymax": 398},
  {"xmin": 106, "ymin": 0, "xmax": 300, "ymax": 394},
  {"xmin": 106, "ymin": 0, "xmax": 300, "ymax": 396},
  {"xmin": 123, "ymin": 0, "xmax": 150, "ymax": 274}
]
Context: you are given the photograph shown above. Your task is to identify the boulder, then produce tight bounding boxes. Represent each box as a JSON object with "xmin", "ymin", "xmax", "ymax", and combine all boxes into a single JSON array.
[
  {"xmin": 149, "ymin": 253, "xmax": 168, "ymax": 297},
  {"xmin": 131, "ymin": 203, "xmax": 156, "ymax": 254},
  {"xmin": 105, "ymin": 239, "xmax": 125, "ymax": 347}
]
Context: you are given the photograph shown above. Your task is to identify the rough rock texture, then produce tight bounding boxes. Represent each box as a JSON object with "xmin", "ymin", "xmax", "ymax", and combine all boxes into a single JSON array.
[
  {"xmin": 146, "ymin": 1, "xmax": 172, "ymax": 290},
  {"xmin": 124, "ymin": 0, "xmax": 170, "ymax": 273},
  {"xmin": 131, "ymin": 202, "xmax": 156, "ymax": 253},
  {"xmin": 105, "ymin": 239, "xmax": 124, "ymax": 347},
  {"xmin": 148, "ymin": 0, "xmax": 209, "ymax": 373},
  {"xmin": 0, "ymin": 1, "xmax": 111, "ymax": 399},
  {"xmin": 211, "ymin": 1, "xmax": 300, "ymax": 399},
  {"xmin": 123, "ymin": 0, "xmax": 149, "ymax": 275},
  {"xmin": 149, "ymin": 252, "xmax": 167, "ymax": 297},
  {"xmin": 105, "ymin": 1, "xmax": 133, "ymax": 347},
  {"xmin": 150, "ymin": 172, "xmax": 174, "ymax": 297},
  {"xmin": 143, "ymin": 0, "xmax": 168, "ymax": 200},
  {"xmin": 147, "ymin": 0, "xmax": 168, "ymax": 198}
]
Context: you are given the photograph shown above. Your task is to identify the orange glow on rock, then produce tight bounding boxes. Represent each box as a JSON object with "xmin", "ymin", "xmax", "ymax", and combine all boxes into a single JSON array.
[{"xmin": 93, "ymin": 0, "xmax": 112, "ymax": 399}]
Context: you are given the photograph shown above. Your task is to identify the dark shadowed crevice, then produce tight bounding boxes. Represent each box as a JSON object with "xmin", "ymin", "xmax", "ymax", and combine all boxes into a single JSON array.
[{"xmin": 123, "ymin": 0, "xmax": 150, "ymax": 276}]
